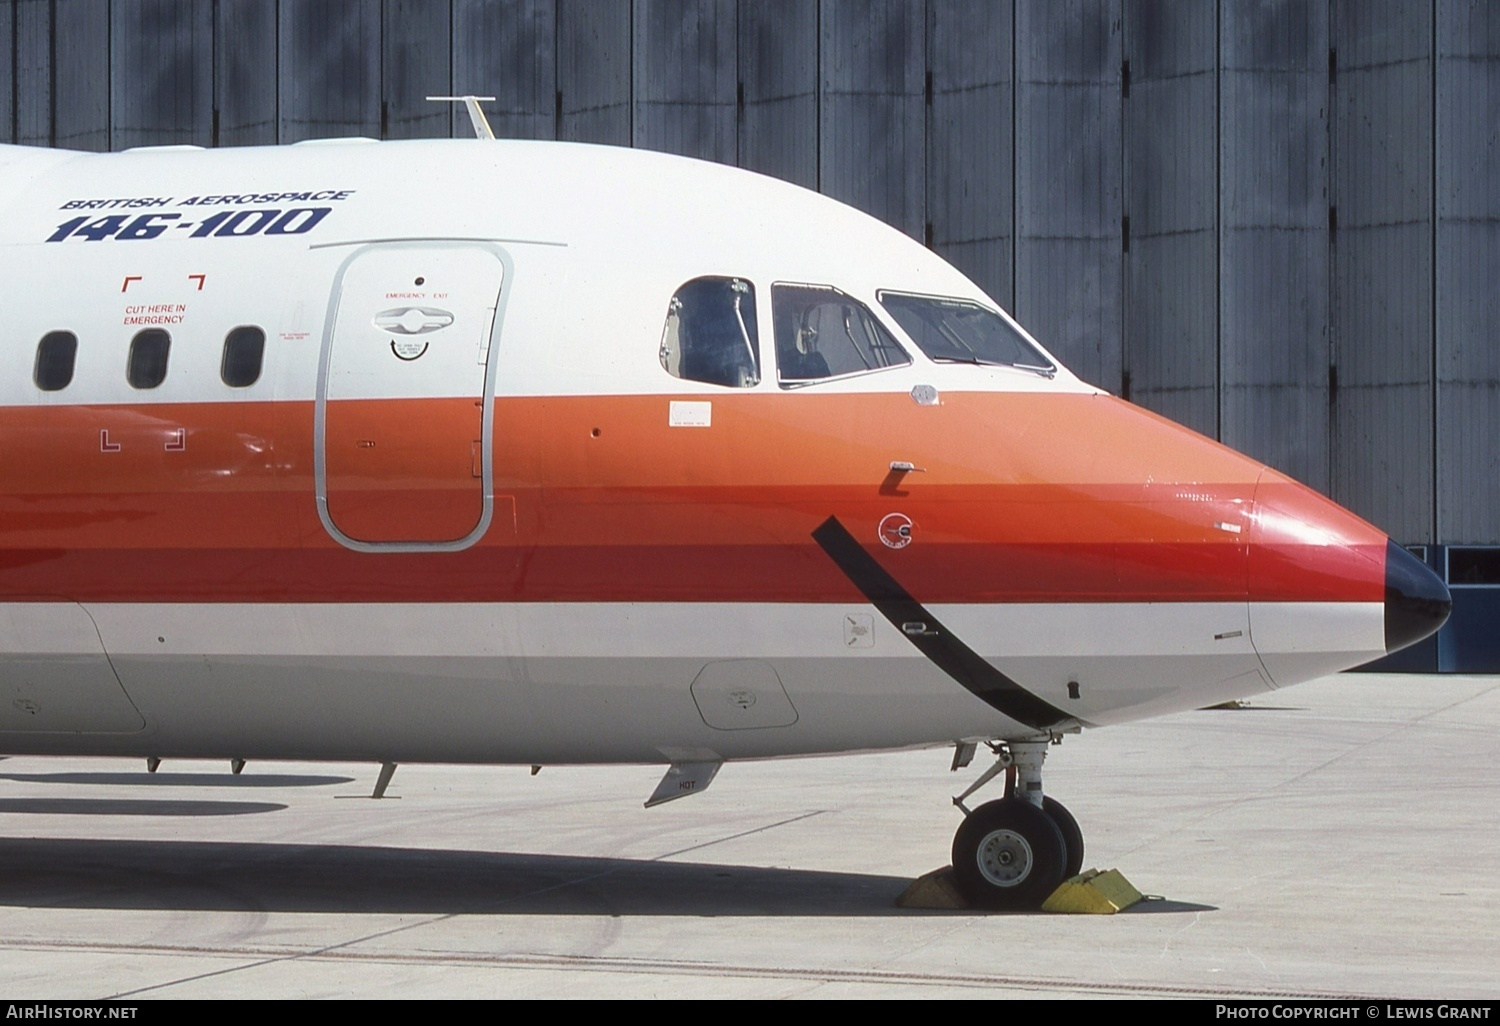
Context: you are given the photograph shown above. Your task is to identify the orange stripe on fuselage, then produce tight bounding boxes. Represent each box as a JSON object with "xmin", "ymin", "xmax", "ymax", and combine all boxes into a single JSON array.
[{"xmin": 0, "ymin": 391, "xmax": 1387, "ymax": 604}]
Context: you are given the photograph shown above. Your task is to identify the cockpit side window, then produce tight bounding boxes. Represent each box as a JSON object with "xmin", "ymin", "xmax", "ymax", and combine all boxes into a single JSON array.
[
  {"xmin": 659, "ymin": 277, "xmax": 760, "ymax": 388},
  {"xmin": 772, "ymin": 284, "xmax": 911, "ymax": 387}
]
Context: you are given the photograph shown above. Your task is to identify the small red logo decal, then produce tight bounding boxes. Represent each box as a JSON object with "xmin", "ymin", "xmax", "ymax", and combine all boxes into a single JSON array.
[{"xmin": 878, "ymin": 513, "xmax": 914, "ymax": 549}]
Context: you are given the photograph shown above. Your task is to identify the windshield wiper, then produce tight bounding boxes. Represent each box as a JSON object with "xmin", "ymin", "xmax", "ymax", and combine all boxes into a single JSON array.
[
  {"xmin": 930, "ymin": 355, "xmax": 1057, "ymax": 379},
  {"xmin": 1013, "ymin": 363, "xmax": 1057, "ymax": 379}
]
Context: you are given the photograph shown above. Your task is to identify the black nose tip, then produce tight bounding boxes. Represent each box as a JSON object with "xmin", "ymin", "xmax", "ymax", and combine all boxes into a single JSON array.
[{"xmin": 1385, "ymin": 541, "xmax": 1452, "ymax": 653}]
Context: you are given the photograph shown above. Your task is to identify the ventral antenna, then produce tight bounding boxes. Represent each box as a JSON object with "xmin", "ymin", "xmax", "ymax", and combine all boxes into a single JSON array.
[{"xmin": 426, "ymin": 95, "xmax": 497, "ymax": 140}]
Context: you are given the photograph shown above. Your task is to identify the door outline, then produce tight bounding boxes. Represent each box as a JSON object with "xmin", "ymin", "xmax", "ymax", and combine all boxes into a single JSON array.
[{"xmin": 314, "ymin": 240, "xmax": 515, "ymax": 553}]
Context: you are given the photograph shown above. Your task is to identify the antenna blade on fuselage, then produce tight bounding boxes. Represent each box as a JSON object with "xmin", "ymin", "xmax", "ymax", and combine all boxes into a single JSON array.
[{"xmin": 426, "ymin": 95, "xmax": 497, "ymax": 140}]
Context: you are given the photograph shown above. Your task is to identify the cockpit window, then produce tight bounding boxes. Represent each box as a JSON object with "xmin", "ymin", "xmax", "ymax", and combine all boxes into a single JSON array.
[
  {"xmin": 772, "ymin": 284, "xmax": 910, "ymax": 387},
  {"xmin": 659, "ymin": 277, "xmax": 760, "ymax": 388},
  {"xmin": 878, "ymin": 292, "xmax": 1056, "ymax": 376}
]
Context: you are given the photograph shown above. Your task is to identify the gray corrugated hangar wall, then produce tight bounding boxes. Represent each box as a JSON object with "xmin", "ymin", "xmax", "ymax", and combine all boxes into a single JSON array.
[{"xmin": 4, "ymin": 0, "xmax": 1499, "ymax": 550}]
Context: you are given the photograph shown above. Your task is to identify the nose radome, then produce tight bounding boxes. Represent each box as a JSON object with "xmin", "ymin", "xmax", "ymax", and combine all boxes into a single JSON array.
[{"xmin": 1385, "ymin": 541, "xmax": 1452, "ymax": 653}]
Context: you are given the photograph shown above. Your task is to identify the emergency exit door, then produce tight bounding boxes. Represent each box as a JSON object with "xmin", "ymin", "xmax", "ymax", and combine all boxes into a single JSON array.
[{"xmin": 318, "ymin": 242, "xmax": 504, "ymax": 548}]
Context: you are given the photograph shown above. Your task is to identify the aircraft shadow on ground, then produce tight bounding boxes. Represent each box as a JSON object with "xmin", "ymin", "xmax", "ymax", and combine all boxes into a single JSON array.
[
  {"xmin": 0, "ymin": 772, "xmax": 354, "ymax": 788},
  {"xmin": 1120, "ymin": 897, "xmax": 1217, "ymax": 914},
  {"xmin": 0, "ymin": 837, "xmax": 913, "ymax": 916},
  {"xmin": 0, "ymin": 798, "xmax": 287, "ymax": 817},
  {"xmin": 0, "ymin": 836, "xmax": 1219, "ymax": 917}
]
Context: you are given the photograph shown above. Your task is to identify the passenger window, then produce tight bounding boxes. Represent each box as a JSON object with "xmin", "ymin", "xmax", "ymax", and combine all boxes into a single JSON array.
[
  {"xmin": 34, "ymin": 331, "xmax": 78, "ymax": 391},
  {"xmin": 221, "ymin": 326, "xmax": 266, "ymax": 388},
  {"xmin": 772, "ymin": 284, "xmax": 910, "ymax": 387},
  {"xmin": 659, "ymin": 277, "xmax": 760, "ymax": 388},
  {"xmin": 127, "ymin": 329, "xmax": 171, "ymax": 389}
]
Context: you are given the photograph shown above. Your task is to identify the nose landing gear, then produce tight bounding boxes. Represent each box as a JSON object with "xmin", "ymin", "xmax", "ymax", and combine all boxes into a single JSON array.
[{"xmin": 950, "ymin": 738, "xmax": 1084, "ymax": 910}]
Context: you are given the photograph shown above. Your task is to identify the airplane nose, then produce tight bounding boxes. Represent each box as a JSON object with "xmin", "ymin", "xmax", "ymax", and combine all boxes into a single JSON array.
[
  {"xmin": 1247, "ymin": 471, "xmax": 1433, "ymax": 687},
  {"xmin": 1384, "ymin": 541, "xmax": 1451, "ymax": 653}
]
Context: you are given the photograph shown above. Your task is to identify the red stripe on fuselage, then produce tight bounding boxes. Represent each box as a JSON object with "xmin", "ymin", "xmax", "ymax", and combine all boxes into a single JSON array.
[{"xmin": 0, "ymin": 392, "xmax": 1387, "ymax": 604}]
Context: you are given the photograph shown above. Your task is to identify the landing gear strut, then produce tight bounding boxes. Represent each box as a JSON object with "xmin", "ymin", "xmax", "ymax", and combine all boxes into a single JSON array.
[{"xmin": 950, "ymin": 738, "xmax": 1084, "ymax": 910}]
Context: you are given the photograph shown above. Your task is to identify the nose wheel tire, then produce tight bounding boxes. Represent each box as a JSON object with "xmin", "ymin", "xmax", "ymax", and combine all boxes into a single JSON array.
[
  {"xmin": 1042, "ymin": 796, "xmax": 1084, "ymax": 882},
  {"xmin": 951, "ymin": 798, "xmax": 1067, "ymax": 910}
]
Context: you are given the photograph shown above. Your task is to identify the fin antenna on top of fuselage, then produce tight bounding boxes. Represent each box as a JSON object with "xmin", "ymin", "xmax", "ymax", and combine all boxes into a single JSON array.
[{"xmin": 426, "ymin": 95, "xmax": 497, "ymax": 140}]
